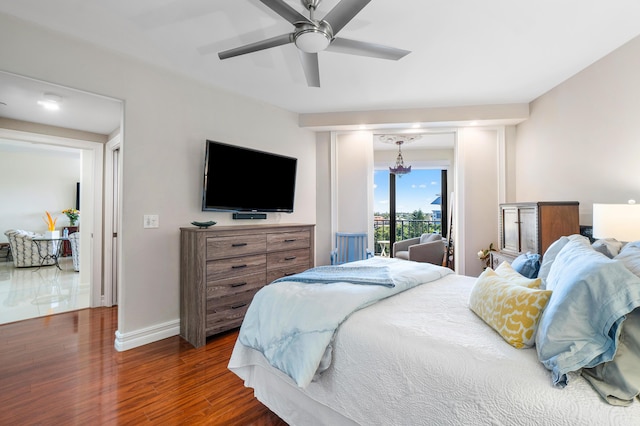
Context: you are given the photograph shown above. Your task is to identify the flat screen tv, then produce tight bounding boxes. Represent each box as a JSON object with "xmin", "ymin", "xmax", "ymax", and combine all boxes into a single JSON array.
[{"xmin": 202, "ymin": 140, "xmax": 297, "ymax": 213}]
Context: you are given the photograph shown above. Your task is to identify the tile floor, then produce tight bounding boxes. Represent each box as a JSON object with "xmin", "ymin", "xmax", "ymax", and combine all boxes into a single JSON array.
[{"xmin": 0, "ymin": 256, "xmax": 90, "ymax": 325}]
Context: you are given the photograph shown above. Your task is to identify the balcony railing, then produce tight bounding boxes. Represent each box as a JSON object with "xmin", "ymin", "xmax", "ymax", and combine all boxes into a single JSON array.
[{"xmin": 373, "ymin": 219, "xmax": 442, "ymax": 257}]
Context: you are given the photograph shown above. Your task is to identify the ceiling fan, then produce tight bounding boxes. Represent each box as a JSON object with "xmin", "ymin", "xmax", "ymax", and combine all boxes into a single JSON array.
[{"xmin": 218, "ymin": 0, "xmax": 411, "ymax": 87}]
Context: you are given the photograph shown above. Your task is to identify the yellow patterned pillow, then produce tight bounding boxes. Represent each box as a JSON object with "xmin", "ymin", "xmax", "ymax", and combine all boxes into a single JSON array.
[
  {"xmin": 469, "ymin": 268, "xmax": 552, "ymax": 349},
  {"xmin": 494, "ymin": 262, "xmax": 542, "ymax": 288}
]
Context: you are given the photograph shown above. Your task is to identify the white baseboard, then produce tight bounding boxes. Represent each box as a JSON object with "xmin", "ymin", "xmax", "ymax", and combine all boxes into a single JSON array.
[{"xmin": 114, "ymin": 319, "xmax": 180, "ymax": 351}]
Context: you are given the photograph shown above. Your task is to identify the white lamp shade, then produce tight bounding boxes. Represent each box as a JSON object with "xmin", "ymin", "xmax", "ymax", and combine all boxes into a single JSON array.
[{"xmin": 592, "ymin": 203, "xmax": 640, "ymax": 241}]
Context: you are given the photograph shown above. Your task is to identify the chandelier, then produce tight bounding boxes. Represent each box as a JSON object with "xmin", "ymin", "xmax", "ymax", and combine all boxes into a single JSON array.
[
  {"xmin": 377, "ymin": 134, "xmax": 422, "ymax": 176},
  {"xmin": 390, "ymin": 140, "xmax": 411, "ymax": 176}
]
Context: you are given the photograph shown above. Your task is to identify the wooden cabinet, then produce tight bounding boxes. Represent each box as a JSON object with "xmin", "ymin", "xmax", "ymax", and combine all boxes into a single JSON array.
[
  {"xmin": 489, "ymin": 250, "xmax": 518, "ymax": 270},
  {"xmin": 499, "ymin": 202, "xmax": 579, "ymax": 257},
  {"xmin": 180, "ymin": 223, "xmax": 315, "ymax": 348}
]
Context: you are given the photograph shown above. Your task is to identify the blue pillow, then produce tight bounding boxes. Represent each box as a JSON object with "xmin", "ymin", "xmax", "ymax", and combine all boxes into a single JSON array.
[{"xmin": 511, "ymin": 252, "xmax": 541, "ymax": 278}]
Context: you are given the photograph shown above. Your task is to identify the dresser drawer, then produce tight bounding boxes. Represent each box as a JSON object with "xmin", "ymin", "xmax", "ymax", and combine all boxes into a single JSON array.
[
  {"xmin": 205, "ymin": 288, "xmax": 259, "ymax": 336},
  {"xmin": 267, "ymin": 248, "xmax": 310, "ymax": 270},
  {"xmin": 267, "ymin": 231, "xmax": 310, "ymax": 252},
  {"xmin": 207, "ymin": 272, "xmax": 266, "ymax": 299},
  {"xmin": 206, "ymin": 234, "xmax": 266, "ymax": 260},
  {"xmin": 207, "ymin": 254, "xmax": 266, "ymax": 281},
  {"xmin": 267, "ymin": 264, "xmax": 308, "ymax": 283}
]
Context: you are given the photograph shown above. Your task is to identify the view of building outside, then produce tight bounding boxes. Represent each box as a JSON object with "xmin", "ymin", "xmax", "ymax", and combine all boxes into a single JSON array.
[{"xmin": 373, "ymin": 169, "xmax": 442, "ymax": 255}]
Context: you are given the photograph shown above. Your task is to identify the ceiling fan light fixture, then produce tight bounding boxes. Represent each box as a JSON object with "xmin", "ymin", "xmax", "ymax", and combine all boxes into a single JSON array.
[{"xmin": 295, "ymin": 29, "xmax": 331, "ymax": 53}]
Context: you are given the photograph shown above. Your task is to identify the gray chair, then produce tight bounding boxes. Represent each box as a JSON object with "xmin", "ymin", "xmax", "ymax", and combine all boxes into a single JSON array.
[
  {"xmin": 392, "ymin": 233, "xmax": 445, "ymax": 265},
  {"xmin": 4, "ymin": 229, "xmax": 56, "ymax": 268}
]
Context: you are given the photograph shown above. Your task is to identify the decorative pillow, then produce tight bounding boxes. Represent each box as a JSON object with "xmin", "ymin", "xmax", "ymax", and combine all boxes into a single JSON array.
[
  {"xmin": 536, "ymin": 239, "xmax": 640, "ymax": 386},
  {"xmin": 592, "ymin": 238, "xmax": 623, "ymax": 258},
  {"xmin": 510, "ymin": 252, "xmax": 541, "ymax": 279},
  {"xmin": 420, "ymin": 233, "xmax": 441, "ymax": 244},
  {"xmin": 469, "ymin": 268, "xmax": 552, "ymax": 349},
  {"xmin": 582, "ymin": 308, "xmax": 640, "ymax": 406},
  {"xmin": 494, "ymin": 262, "xmax": 541, "ymax": 288},
  {"xmin": 615, "ymin": 241, "xmax": 640, "ymax": 278}
]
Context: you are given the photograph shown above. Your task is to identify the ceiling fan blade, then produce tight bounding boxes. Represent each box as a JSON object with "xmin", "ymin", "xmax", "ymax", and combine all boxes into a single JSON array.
[
  {"xmin": 219, "ymin": 33, "xmax": 294, "ymax": 60},
  {"xmin": 259, "ymin": 0, "xmax": 313, "ymax": 25},
  {"xmin": 326, "ymin": 37, "xmax": 410, "ymax": 60},
  {"xmin": 297, "ymin": 51, "xmax": 320, "ymax": 87},
  {"xmin": 322, "ymin": 0, "xmax": 371, "ymax": 35}
]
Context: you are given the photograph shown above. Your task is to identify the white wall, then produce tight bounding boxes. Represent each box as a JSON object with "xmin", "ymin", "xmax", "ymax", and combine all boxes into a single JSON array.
[
  {"xmin": 315, "ymin": 132, "xmax": 333, "ymax": 266},
  {"xmin": 0, "ymin": 143, "xmax": 80, "ymax": 241},
  {"xmin": 515, "ymin": 35, "xmax": 640, "ymax": 225},
  {"xmin": 335, "ymin": 132, "xmax": 374, "ymax": 236},
  {"xmin": 456, "ymin": 128, "xmax": 501, "ymax": 277},
  {"xmin": 0, "ymin": 13, "xmax": 316, "ymax": 349}
]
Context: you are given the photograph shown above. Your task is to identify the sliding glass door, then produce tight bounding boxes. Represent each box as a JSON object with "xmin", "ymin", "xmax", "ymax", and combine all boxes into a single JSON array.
[{"xmin": 373, "ymin": 169, "xmax": 446, "ymax": 256}]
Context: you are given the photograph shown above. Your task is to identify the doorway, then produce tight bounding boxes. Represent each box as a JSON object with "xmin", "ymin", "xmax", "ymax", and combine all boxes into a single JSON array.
[
  {"xmin": 0, "ymin": 71, "xmax": 123, "ymax": 319},
  {"xmin": 373, "ymin": 168, "xmax": 446, "ymax": 255}
]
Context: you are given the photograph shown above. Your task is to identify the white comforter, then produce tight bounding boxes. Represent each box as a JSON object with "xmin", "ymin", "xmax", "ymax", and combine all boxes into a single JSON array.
[
  {"xmin": 238, "ymin": 257, "xmax": 453, "ymax": 387},
  {"xmin": 229, "ymin": 271, "xmax": 640, "ymax": 425}
]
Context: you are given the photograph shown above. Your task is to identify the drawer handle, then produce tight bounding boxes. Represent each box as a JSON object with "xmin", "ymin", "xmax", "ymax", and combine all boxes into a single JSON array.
[
  {"xmin": 284, "ymin": 272, "xmax": 296, "ymax": 276},
  {"xmin": 232, "ymin": 264, "xmax": 247, "ymax": 269},
  {"xmin": 232, "ymin": 243, "xmax": 248, "ymax": 247},
  {"xmin": 284, "ymin": 239, "xmax": 296, "ymax": 242},
  {"xmin": 231, "ymin": 282, "xmax": 247, "ymax": 288},
  {"xmin": 284, "ymin": 256, "xmax": 297, "ymax": 261},
  {"xmin": 231, "ymin": 303, "xmax": 247, "ymax": 309}
]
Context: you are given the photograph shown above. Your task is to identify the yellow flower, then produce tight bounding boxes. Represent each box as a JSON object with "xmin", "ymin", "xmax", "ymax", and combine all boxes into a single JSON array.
[
  {"xmin": 62, "ymin": 208, "xmax": 80, "ymax": 224},
  {"xmin": 43, "ymin": 211, "xmax": 58, "ymax": 231}
]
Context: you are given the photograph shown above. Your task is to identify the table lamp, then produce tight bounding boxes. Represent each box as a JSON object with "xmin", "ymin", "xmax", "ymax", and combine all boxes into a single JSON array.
[{"xmin": 592, "ymin": 200, "xmax": 640, "ymax": 242}]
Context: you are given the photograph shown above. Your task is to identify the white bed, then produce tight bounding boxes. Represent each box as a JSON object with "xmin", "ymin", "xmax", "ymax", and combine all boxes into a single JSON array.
[{"xmin": 229, "ymin": 257, "xmax": 640, "ymax": 425}]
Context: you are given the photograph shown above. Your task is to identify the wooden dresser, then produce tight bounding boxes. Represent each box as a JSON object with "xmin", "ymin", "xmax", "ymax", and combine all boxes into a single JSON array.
[
  {"xmin": 180, "ymin": 223, "xmax": 315, "ymax": 348},
  {"xmin": 491, "ymin": 201, "xmax": 579, "ymax": 268}
]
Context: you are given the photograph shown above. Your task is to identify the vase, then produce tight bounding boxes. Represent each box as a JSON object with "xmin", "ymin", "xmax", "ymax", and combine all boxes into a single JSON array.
[
  {"xmin": 70, "ymin": 220, "xmax": 77, "ymax": 226},
  {"xmin": 45, "ymin": 230, "xmax": 60, "ymax": 239}
]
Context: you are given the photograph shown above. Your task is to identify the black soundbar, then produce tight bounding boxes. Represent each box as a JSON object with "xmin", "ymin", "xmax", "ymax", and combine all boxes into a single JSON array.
[{"xmin": 233, "ymin": 212, "xmax": 267, "ymax": 220}]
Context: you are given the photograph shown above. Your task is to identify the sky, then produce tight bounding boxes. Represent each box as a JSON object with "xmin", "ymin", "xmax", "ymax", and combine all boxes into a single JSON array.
[{"xmin": 374, "ymin": 169, "xmax": 442, "ymax": 214}]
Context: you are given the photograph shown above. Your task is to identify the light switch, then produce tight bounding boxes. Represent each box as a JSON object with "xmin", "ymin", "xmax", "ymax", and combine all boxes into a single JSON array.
[{"xmin": 144, "ymin": 214, "xmax": 159, "ymax": 228}]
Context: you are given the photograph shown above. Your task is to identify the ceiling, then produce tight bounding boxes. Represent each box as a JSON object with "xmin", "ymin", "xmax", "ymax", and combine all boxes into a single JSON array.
[
  {"xmin": 1, "ymin": 1, "xmax": 640, "ymax": 141},
  {"xmin": 0, "ymin": 71, "xmax": 122, "ymax": 135}
]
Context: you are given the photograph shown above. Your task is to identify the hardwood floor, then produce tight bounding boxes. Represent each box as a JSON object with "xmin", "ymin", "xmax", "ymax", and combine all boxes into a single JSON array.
[{"xmin": 0, "ymin": 307, "xmax": 288, "ymax": 425}]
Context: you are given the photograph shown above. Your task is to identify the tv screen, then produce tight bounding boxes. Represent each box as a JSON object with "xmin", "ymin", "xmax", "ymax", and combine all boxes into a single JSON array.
[{"xmin": 202, "ymin": 140, "xmax": 297, "ymax": 213}]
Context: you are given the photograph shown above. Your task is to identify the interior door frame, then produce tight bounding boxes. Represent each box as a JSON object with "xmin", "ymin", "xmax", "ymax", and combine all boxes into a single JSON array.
[
  {"xmin": 0, "ymin": 128, "xmax": 104, "ymax": 306},
  {"xmin": 103, "ymin": 134, "xmax": 121, "ymax": 306}
]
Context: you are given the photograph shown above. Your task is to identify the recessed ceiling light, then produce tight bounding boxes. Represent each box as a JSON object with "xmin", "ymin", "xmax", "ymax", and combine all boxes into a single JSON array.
[{"xmin": 37, "ymin": 93, "xmax": 63, "ymax": 111}]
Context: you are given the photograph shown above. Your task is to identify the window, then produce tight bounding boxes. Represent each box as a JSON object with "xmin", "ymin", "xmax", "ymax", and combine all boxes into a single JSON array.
[{"xmin": 373, "ymin": 169, "xmax": 445, "ymax": 255}]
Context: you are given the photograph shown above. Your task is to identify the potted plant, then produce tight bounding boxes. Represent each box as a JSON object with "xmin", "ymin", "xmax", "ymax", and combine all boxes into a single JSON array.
[
  {"xmin": 43, "ymin": 211, "xmax": 59, "ymax": 239},
  {"xmin": 477, "ymin": 243, "xmax": 496, "ymax": 269},
  {"xmin": 62, "ymin": 208, "xmax": 80, "ymax": 226}
]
